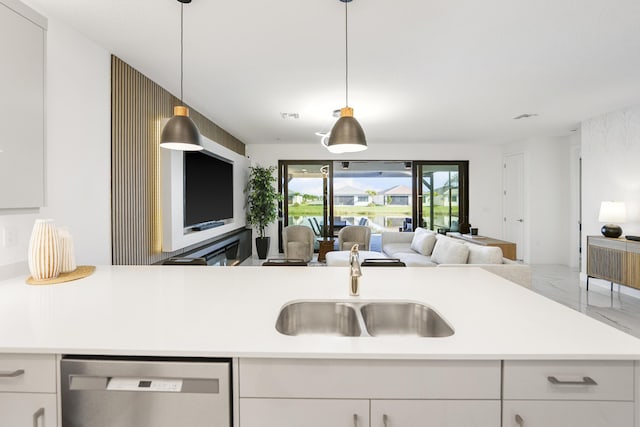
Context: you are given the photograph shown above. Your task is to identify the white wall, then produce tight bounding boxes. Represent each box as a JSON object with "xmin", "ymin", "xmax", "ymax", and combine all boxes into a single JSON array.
[
  {"xmin": 247, "ymin": 141, "xmax": 504, "ymax": 258},
  {"xmin": 581, "ymin": 105, "xmax": 640, "ymax": 273},
  {"xmin": 0, "ymin": 11, "xmax": 111, "ymax": 278},
  {"xmin": 503, "ymin": 135, "xmax": 574, "ymax": 265}
]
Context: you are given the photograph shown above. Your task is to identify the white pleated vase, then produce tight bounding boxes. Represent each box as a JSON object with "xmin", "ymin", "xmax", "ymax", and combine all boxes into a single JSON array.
[
  {"xmin": 58, "ymin": 226, "xmax": 77, "ymax": 273},
  {"xmin": 28, "ymin": 219, "xmax": 61, "ymax": 280}
]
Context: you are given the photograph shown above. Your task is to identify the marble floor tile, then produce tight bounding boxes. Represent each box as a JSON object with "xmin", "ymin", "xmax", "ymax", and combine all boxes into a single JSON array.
[{"xmin": 530, "ymin": 264, "xmax": 640, "ymax": 338}]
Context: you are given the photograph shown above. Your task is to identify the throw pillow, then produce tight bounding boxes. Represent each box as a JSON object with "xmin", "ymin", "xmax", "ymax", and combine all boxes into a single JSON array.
[
  {"xmin": 413, "ymin": 227, "xmax": 430, "ymax": 235},
  {"xmin": 466, "ymin": 244, "xmax": 503, "ymax": 264},
  {"xmin": 431, "ymin": 236, "xmax": 469, "ymax": 264},
  {"xmin": 410, "ymin": 232, "xmax": 437, "ymax": 256}
]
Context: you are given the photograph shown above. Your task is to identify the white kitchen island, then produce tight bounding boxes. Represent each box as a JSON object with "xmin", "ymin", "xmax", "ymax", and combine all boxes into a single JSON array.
[{"xmin": 1, "ymin": 265, "xmax": 640, "ymax": 426}]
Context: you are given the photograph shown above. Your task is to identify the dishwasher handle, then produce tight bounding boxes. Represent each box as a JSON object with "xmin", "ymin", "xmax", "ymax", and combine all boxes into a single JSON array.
[{"xmin": 69, "ymin": 375, "xmax": 220, "ymax": 393}]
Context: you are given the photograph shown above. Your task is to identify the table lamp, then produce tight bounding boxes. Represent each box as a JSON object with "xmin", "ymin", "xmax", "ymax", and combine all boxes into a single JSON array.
[{"xmin": 598, "ymin": 201, "xmax": 626, "ymax": 238}]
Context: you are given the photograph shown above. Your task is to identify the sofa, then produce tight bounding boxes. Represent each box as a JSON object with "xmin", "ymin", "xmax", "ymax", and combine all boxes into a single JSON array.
[{"xmin": 381, "ymin": 228, "xmax": 531, "ymax": 287}]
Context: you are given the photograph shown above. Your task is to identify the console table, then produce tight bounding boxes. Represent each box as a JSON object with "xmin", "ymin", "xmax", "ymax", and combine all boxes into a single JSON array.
[
  {"xmin": 586, "ymin": 236, "xmax": 640, "ymax": 291},
  {"xmin": 449, "ymin": 234, "xmax": 517, "ymax": 260}
]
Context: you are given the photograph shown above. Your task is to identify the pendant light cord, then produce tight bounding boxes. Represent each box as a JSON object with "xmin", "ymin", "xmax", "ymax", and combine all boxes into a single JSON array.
[
  {"xmin": 344, "ymin": 1, "xmax": 349, "ymax": 107},
  {"xmin": 180, "ymin": 2, "xmax": 184, "ymax": 103}
]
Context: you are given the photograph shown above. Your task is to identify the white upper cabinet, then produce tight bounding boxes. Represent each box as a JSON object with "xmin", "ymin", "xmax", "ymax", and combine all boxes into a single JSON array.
[{"xmin": 0, "ymin": 0, "xmax": 46, "ymax": 208}]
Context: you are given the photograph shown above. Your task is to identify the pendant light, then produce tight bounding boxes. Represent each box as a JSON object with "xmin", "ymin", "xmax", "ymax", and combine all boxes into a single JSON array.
[
  {"xmin": 326, "ymin": 0, "xmax": 367, "ymax": 154},
  {"xmin": 160, "ymin": 0, "xmax": 203, "ymax": 151}
]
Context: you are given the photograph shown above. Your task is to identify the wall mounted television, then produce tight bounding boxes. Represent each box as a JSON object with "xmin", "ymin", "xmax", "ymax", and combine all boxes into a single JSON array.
[{"xmin": 183, "ymin": 151, "xmax": 234, "ymax": 229}]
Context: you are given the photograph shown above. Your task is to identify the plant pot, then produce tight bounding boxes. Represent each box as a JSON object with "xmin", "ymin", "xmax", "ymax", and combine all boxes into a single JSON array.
[
  {"xmin": 255, "ymin": 237, "xmax": 270, "ymax": 259},
  {"xmin": 318, "ymin": 239, "xmax": 335, "ymax": 262}
]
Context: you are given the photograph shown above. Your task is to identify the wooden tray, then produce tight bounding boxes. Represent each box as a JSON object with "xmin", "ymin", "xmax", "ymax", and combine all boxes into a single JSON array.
[{"xmin": 26, "ymin": 265, "xmax": 95, "ymax": 285}]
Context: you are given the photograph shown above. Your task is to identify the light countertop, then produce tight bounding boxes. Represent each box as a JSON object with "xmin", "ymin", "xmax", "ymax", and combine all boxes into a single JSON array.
[{"xmin": 1, "ymin": 265, "xmax": 640, "ymax": 360}]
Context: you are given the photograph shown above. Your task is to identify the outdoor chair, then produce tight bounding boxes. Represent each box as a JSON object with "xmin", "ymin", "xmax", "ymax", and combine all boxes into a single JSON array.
[{"xmin": 307, "ymin": 218, "xmax": 322, "ymax": 237}]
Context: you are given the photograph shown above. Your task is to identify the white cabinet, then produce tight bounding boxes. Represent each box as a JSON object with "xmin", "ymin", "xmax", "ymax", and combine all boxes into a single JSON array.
[
  {"xmin": 371, "ymin": 400, "xmax": 500, "ymax": 427},
  {"xmin": 0, "ymin": 0, "xmax": 47, "ymax": 208},
  {"xmin": 503, "ymin": 360, "xmax": 634, "ymax": 427},
  {"xmin": 238, "ymin": 358, "xmax": 501, "ymax": 427},
  {"xmin": 0, "ymin": 354, "xmax": 57, "ymax": 427}
]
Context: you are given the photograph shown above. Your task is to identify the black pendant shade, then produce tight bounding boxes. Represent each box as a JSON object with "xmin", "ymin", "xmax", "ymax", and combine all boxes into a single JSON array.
[
  {"xmin": 160, "ymin": 106, "xmax": 203, "ymax": 151},
  {"xmin": 327, "ymin": 107, "xmax": 367, "ymax": 153}
]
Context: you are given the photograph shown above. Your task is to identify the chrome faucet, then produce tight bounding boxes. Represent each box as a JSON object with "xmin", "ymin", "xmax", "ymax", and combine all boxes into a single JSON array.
[{"xmin": 350, "ymin": 244, "xmax": 362, "ymax": 296}]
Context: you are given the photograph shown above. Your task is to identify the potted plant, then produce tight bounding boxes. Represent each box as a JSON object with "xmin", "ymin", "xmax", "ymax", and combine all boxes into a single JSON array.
[{"xmin": 245, "ymin": 165, "xmax": 280, "ymax": 259}]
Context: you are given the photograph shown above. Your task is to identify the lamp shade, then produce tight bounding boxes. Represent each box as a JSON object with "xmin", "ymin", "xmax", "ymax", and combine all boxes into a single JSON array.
[
  {"xmin": 326, "ymin": 107, "xmax": 367, "ymax": 154},
  {"xmin": 598, "ymin": 201, "xmax": 627, "ymax": 223},
  {"xmin": 160, "ymin": 106, "xmax": 203, "ymax": 151}
]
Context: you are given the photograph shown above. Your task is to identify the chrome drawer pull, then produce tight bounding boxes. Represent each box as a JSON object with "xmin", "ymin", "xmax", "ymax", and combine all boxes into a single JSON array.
[
  {"xmin": 0, "ymin": 369, "xmax": 25, "ymax": 378},
  {"xmin": 515, "ymin": 414, "xmax": 524, "ymax": 426},
  {"xmin": 33, "ymin": 407, "xmax": 44, "ymax": 427},
  {"xmin": 547, "ymin": 376, "xmax": 597, "ymax": 386},
  {"xmin": 353, "ymin": 414, "xmax": 358, "ymax": 427},
  {"xmin": 383, "ymin": 414, "xmax": 388, "ymax": 427}
]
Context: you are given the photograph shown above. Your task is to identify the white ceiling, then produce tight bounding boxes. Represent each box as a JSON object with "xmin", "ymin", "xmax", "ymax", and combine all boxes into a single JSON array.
[{"xmin": 27, "ymin": 0, "xmax": 640, "ymax": 146}]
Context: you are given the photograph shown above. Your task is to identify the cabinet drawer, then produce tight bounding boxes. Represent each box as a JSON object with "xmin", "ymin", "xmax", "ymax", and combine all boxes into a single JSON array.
[
  {"xmin": 240, "ymin": 398, "xmax": 369, "ymax": 427},
  {"xmin": 503, "ymin": 400, "xmax": 633, "ymax": 427},
  {"xmin": 371, "ymin": 399, "xmax": 500, "ymax": 427},
  {"xmin": 0, "ymin": 354, "xmax": 56, "ymax": 393},
  {"xmin": 503, "ymin": 360, "xmax": 633, "ymax": 401},
  {"xmin": 239, "ymin": 358, "xmax": 500, "ymax": 399}
]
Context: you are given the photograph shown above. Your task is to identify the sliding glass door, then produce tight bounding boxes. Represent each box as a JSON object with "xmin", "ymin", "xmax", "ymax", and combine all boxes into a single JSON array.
[
  {"xmin": 414, "ymin": 161, "xmax": 469, "ymax": 232},
  {"xmin": 278, "ymin": 160, "xmax": 469, "ymax": 253},
  {"xmin": 278, "ymin": 161, "xmax": 334, "ymax": 252}
]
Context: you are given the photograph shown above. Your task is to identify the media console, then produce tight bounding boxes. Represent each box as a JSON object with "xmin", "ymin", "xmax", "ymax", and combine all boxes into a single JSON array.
[
  {"xmin": 586, "ymin": 235, "xmax": 640, "ymax": 291},
  {"xmin": 160, "ymin": 228, "xmax": 252, "ymax": 266}
]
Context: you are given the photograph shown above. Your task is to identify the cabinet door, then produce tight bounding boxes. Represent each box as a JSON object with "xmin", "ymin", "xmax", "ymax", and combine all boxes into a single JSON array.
[
  {"xmin": 586, "ymin": 236, "xmax": 625, "ymax": 283},
  {"xmin": 240, "ymin": 398, "xmax": 369, "ymax": 427},
  {"xmin": 503, "ymin": 401, "xmax": 633, "ymax": 427},
  {"xmin": 0, "ymin": 0, "xmax": 45, "ymax": 208},
  {"xmin": 625, "ymin": 242, "xmax": 640, "ymax": 289},
  {"xmin": 371, "ymin": 400, "xmax": 500, "ymax": 427},
  {"xmin": 0, "ymin": 393, "xmax": 57, "ymax": 427}
]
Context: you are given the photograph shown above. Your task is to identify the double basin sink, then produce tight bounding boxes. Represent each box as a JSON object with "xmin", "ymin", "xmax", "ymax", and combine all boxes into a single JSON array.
[{"xmin": 276, "ymin": 300, "xmax": 454, "ymax": 338}]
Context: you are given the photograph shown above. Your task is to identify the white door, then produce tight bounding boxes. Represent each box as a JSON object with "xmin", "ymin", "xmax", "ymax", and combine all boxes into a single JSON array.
[
  {"xmin": 503, "ymin": 153, "xmax": 525, "ymax": 261},
  {"xmin": 240, "ymin": 398, "xmax": 370, "ymax": 427},
  {"xmin": 371, "ymin": 399, "xmax": 500, "ymax": 427}
]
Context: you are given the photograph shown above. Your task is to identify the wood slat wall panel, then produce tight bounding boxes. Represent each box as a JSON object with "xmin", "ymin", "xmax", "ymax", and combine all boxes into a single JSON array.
[{"xmin": 111, "ymin": 56, "xmax": 246, "ymax": 265}]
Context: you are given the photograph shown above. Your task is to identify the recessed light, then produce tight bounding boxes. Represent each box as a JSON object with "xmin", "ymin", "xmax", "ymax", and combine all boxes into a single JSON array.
[
  {"xmin": 513, "ymin": 113, "xmax": 539, "ymax": 120},
  {"xmin": 280, "ymin": 112, "xmax": 300, "ymax": 119}
]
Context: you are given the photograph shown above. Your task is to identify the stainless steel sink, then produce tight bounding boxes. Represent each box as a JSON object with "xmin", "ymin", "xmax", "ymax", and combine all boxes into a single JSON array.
[
  {"xmin": 360, "ymin": 302, "xmax": 454, "ymax": 337},
  {"xmin": 275, "ymin": 301, "xmax": 362, "ymax": 337},
  {"xmin": 275, "ymin": 300, "xmax": 454, "ymax": 337}
]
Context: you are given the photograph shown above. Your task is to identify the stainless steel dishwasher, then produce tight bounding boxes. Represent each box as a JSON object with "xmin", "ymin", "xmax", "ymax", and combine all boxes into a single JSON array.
[{"xmin": 61, "ymin": 356, "xmax": 231, "ymax": 427}]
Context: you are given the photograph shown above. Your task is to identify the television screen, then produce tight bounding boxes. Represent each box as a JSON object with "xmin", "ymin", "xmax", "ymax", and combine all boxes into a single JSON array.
[{"xmin": 184, "ymin": 151, "xmax": 234, "ymax": 228}]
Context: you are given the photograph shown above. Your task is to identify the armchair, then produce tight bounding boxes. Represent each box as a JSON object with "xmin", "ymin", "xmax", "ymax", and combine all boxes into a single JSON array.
[
  {"xmin": 282, "ymin": 225, "xmax": 315, "ymax": 262},
  {"xmin": 338, "ymin": 225, "xmax": 371, "ymax": 251}
]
